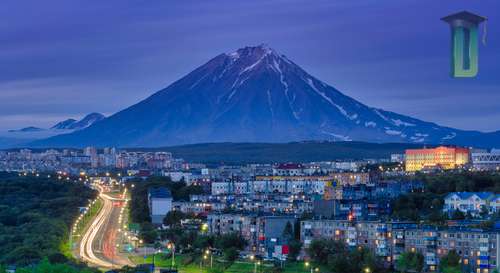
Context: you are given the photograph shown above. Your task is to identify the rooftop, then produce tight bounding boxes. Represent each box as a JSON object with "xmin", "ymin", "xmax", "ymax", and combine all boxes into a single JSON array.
[{"xmin": 148, "ymin": 187, "xmax": 172, "ymax": 198}]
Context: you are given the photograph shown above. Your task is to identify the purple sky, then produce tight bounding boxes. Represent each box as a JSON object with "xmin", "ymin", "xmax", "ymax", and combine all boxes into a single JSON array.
[{"xmin": 1, "ymin": 0, "xmax": 499, "ymax": 132}]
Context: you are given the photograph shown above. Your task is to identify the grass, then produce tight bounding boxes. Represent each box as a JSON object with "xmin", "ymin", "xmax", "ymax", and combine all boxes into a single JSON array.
[
  {"xmin": 129, "ymin": 254, "xmax": 324, "ymax": 273},
  {"xmin": 63, "ymin": 197, "xmax": 104, "ymax": 257},
  {"xmin": 130, "ymin": 254, "xmax": 212, "ymax": 273}
]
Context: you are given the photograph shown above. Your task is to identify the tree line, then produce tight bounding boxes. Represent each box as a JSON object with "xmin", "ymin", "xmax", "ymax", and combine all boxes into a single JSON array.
[{"xmin": 0, "ymin": 172, "xmax": 98, "ymax": 272}]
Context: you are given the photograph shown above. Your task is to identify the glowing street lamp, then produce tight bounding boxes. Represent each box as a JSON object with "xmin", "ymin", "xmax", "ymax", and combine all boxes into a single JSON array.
[
  {"xmin": 305, "ymin": 261, "xmax": 317, "ymax": 273},
  {"xmin": 205, "ymin": 249, "xmax": 213, "ymax": 268}
]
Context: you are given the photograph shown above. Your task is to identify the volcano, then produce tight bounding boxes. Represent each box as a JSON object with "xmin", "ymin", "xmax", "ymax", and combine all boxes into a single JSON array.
[{"xmin": 31, "ymin": 45, "xmax": 500, "ymax": 148}]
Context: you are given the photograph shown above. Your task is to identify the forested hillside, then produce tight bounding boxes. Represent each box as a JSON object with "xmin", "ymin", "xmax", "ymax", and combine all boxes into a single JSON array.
[{"xmin": 0, "ymin": 172, "xmax": 97, "ymax": 269}]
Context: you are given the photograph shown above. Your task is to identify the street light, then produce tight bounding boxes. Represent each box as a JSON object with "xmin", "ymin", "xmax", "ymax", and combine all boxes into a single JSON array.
[
  {"xmin": 305, "ymin": 261, "xmax": 315, "ymax": 273},
  {"xmin": 152, "ymin": 249, "xmax": 161, "ymax": 269},
  {"xmin": 200, "ymin": 254, "xmax": 208, "ymax": 273},
  {"xmin": 167, "ymin": 242, "xmax": 176, "ymax": 268},
  {"xmin": 205, "ymin": 249, "xmax": 213, "ymax": 268},
  {"xmin": 364, "ymin": 267, "xmax": 371, "ymax": 273},
  {"xmin": 201, "ymin": 223, "xmax": 209, "ymax": 232}
]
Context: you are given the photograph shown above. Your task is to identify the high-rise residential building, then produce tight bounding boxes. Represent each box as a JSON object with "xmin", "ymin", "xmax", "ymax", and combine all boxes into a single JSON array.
[{"xmin": 405, "ymin": 146, "xmax": 470, "ymax": 172}]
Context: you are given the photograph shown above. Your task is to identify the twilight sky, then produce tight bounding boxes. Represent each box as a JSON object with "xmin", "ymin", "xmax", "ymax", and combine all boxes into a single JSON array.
[{"xmin": 1, "ymin": 0, "xmax": 499, "ymax": 132}]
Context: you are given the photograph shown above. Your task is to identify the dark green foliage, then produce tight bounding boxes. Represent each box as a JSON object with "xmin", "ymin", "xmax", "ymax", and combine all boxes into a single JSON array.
[
  {"xmin": 190, "ymin": 234, "xmax": 214, "ymax": 251},
  {"xmin": 0, "ymin": 172, "xmax": 97, "ymax": 266},
  {"xmin": 392, "ymin": 171, "xmax": 500, "ymax": 222},
  {"xmin": 223, "ymin": 247, "xmax": 239, "ymax": 262},
  {"xmin": 129, "ymin": 176, "xmax": 203, "ymax": 225},
  {"xmin": 391, "ymin": 193, "xmax": 442, "ymax": 222},
  {"xmin": 396, "ymin": 251, "xmax": 424, "ymax": 272},
  {"xmin": 214, "ymin": 233, "xmax": 247, "ymax": 251},
  {"xmin": 287, "ymin": 240, "xmax": 302, "ymax": 261},
  {"xmin": 416, "ymin": 171, "xmax": 500, "ymax": 193},
  {"xmin": 451, "ymin": 210, "xmax": 466, "ymax": 220},
  {"xmin": 14, "ymin": 258, "xmax": 96, "ymax": 273},
  {"xmin": 281, "ymin": 222, "xmax": 294, "ymax": 244},
  {"xmin": 307, "ymin": 240, "xmax": 346, "ymax": 265},
  {"xmin": 127, "ymin": 176, "xmax": 203, "ymax": 242},
  {"xmin": 439, "ymin": 250, "xmax": 461, "ymax": 273},
  {"xmin": 163, "ymin": 210, "xmax": 186, "ymax": 227},
  {"xmin": 139, "ymin": 222, "xmax": 159, "ymax": 244},
  {"xmin": 307, "ymin": 239, "xmax": 386, "ymax": 273},
  {"xmin": 131, "ymin": 142, "xmax": 422, "ymax": 164}
]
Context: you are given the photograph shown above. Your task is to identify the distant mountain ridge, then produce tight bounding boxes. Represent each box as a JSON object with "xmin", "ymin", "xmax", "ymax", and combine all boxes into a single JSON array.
[
  {"xmin": 51, "ymin": 119, "xmax": 78, "ymax": 130},
  {"xmin": 1, "ymin": 113, "xmax": 106, "ymax": 148},
  {"xmin": 9, "ymin": 113, "xmax": 105, "ymax": 133},
  {"xmin": 30, "ymin": 45, "xmax": 499, "ymax": 148},
  {"xmin": 51, "ymin": 113, "xmax": 105, "ymax": 130},
  {"xmin": 8, "ymin": 126, "xmax": 44, "ymax": 133}
]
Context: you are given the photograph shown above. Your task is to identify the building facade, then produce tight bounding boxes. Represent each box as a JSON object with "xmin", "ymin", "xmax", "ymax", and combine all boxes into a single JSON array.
[
  {"xmin": 472, "ymin": 149, "xmax": 500, "ymax": 171},
  {"xmin": 301, "ymin": 219, "xmax": 499, "ymax": 273},
  {"xmin": 148, "ymin": 187, "xmax": 173, "ymax": 225},
  {"xmin": 405, "ymin": 146, "xmax": 470, "ymax": 172}
]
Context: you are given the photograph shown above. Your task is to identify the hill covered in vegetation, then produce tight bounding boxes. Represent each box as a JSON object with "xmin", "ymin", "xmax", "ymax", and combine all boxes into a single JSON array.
[
  {"xmin": 0, "ymin": 172, "xmax": 97, "ymax": 270},
  {"xmin": 136, "ymin": 141, "xmax": 423, "ymax": 164}
]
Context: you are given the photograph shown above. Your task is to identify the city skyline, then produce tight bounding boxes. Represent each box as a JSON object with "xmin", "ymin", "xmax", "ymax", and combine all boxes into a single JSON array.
[{"xmin": 1, "ymin": 0, "xmax": 499, "ymax": 132}]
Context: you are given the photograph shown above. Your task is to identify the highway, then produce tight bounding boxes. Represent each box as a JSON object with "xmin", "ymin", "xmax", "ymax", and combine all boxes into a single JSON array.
[{"xmin": 78, "ymin": 187, "xmax": 133, "ymax": 269}]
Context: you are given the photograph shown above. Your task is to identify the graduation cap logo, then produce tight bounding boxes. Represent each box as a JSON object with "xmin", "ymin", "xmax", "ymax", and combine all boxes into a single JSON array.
[{"xmin": 442, "ymin": 11, "xmax": 487, "ymax": 78}]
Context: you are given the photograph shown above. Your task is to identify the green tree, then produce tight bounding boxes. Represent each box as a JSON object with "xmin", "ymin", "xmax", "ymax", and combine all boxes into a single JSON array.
[
  {"xmin": 396, "ymin": 251, "xmax": 424, "ymax": 272},
  {"xmin": 451, "ymin": 210, "xmax": 465, "ymax": 220},
  {"xmin": 163, "ymin": 210, "xmax": 186, "ymax": 227},
  {"xmin": 307, "ymin": 239, "xmax": 346, "ymax": 265},
  {"xmin": 193, "ymin": 234, "xmax": 215, "ymax": 250},
  {"xmin": 223, "ymin": 247, "xmax": 239, "ymax": 262},
  {"xmin": 307, "ymin": 240, "xmax": 384, "ymax": 273},
  {"xmin": 282, "ymin": 221, "xmax": 294, "ymax": 244},
  {"xmin": 140, "ymin": 222, "xmax": 159, "ymax": 243},
  {"xmin": 15, "ymin": 258, "xmax": 96, "ymax": 273},
  {"xmin": 439, "ymin": 250, "xmax": 461, "ymax": 273},
  {"xmin": 215, "ymin": 233, "xmax": 247, "ymax": 251},
  {"xmin": 480, "ymin": 206, "xmax": 490, "ymax": 218},
  {"xmin": 287, "ymin": 239, "xmax": 302, "ymax": 261}
]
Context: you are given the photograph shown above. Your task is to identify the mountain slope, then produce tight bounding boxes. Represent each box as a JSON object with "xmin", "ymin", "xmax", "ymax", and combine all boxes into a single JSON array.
[
  {"xmin": 51, "ymin": 119, "xmax": 78, "ymax": 130},
  {"xmin": 51, "ymin": 113, "xmax": 105, "ymax": 130},
  {"xmin": 31, "ymin": 45, "xmax": 499, "ymax": 148}
]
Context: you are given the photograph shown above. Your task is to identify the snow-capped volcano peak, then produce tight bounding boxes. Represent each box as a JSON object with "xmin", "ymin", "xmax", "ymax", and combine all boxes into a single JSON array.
[
  {"xmin": 226, "ymin": 44, "xmax": 278, "ymax": 59},
  {"xmin": 31, "ymin": 45, "xmax": 500, "ymax": 148}
]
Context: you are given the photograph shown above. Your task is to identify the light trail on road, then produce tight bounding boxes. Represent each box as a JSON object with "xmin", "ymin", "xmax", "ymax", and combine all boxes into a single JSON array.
[{"xmin": 78, "ymin": 186, "xmax": 132, "ymax": 269}]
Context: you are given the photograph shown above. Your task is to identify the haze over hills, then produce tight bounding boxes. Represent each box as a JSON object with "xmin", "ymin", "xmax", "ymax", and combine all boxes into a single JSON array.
[
  {"xmin": 0, "ymin": 113, "xmax": 105, "ymax": 148},
  {"xmin": 51, "ymin": 113, "xmax": 105, "ymax": 130},
  {"xmin": 8, "ymin": 126, "xmax": 44, "ymax": 133},
  {"xmin": 30, "ymin": 45, "xmax": 499, "ymax": 148}
]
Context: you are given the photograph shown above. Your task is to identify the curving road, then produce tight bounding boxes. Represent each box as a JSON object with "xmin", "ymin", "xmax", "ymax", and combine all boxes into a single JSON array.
[{"xmin": 78, "ymin": 188, "xmax": 133, "ymax": 269}]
